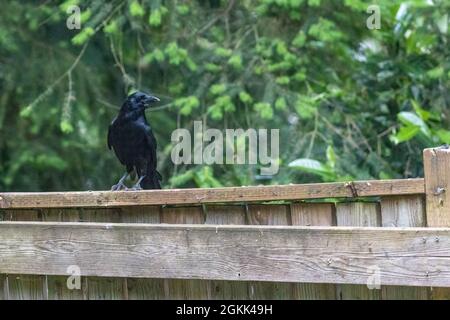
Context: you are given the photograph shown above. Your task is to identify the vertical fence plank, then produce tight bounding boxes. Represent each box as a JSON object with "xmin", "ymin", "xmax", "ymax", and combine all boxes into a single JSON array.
[
  {"xmin": 205, "ymin": 204, "xmax": 246, "ymax": 225},
  {"xmin": 205, "ymin": 205, "xmax": 248, "ymax": 300},
  {"xmin": 424, "ymin": 147, "xmax": 450, "ymax": 299},
  {"xmin": 247, "ymin": 204, "xmax": 291, "ymax": 225},
  {"xmin": 7, "ymin": 275, "xmax": 46, "ymax": 300},
  {"xmin": 246, "ymin": 204, "xmax": 294, "ymax": 300},
  {"xmin": 0, "ymin": 275, "xmax": 5, "ymax": 300},
  {"xmin": 162, "ymin": 206, "xmax": 204, "ymax": 224},
  {"xmin": 380, "ymin": 195, "xmax": 429, "ymax": 299},
  {"xmin": 81, "ymin": 208, "xmax": 127, "ymax": 300},
  {"xmin": 291, "ymin": 203, "xmax": 336, "ymax": 300},
  {"xmin": 424, "ymin": 147, "xmax": 450, "ymax": 226},
  {"xmin": 42, "ymin": 208, "xmax": 85, "ymax": 300},
  {"xmin": 335, "ymin": 202, "xmax": 381, "ymax": 300},
  {"xmin": 47, "ymin": 276, "xmax": 85, "ymax": 300},
  {"xmin": 121, "ymin": 205, "xmax": 166, "ymax": 299},
  {"xmin": 41, "ymin": 208, "xmax": 81, "ymax": 222},
  {"xmin": 162, "ymin": 206, "xmax": 210, "ymax": 299},
  {"xmin": 127, "ymin": 278, "xmax": 166, "ymax": 300},
  {"xmin": 120, "ymin": 205, "xmax": 161, "ymax": 223},
  {"xmin": 87, "ymin": 277, "xmax": 127, "ymax": 300},
  {"xmin": 4, "ymin": 209, "xmax": 47, "ymax": 300},
  {"xmin": 381, "ymin": 196, "xmax": 425, "ymax": 228}
]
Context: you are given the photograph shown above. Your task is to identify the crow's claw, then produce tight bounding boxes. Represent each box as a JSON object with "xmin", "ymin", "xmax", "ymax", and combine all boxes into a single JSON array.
[
  {"xmin": 129, "ymin": 184, "xmax": 143, "ymax": 191},
  {"xmin": 111, "ymin": 182, "xmax": 128, "ymax": 191}
]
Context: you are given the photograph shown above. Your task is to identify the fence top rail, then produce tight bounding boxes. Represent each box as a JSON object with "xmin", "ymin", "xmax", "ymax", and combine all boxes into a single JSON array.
[
  {"xmin": 0, "ymin": 220, "xmax": 446, "ymax": 232},
  {"xmin": 0, "ymin": 178, "xmax": 424, "ymax": 209}
]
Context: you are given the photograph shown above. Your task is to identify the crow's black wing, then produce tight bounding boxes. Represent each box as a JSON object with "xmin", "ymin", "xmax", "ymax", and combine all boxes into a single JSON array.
[
  {"xmin": 141, "ymin": 125, "xmax": 162, "ymax": 189},
  {"xmin": 144, "ymin": 125, "xmax": 158, "ymax": 169},
  {"xmin": 107, "ymin": 118, "xmax": 129, "ymax": 168}
]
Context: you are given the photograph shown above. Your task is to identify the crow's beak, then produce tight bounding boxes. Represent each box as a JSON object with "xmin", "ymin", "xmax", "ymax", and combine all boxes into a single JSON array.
[{"xmin": 143, "ymin": 95, "xmax": 160, "ymax": 107}]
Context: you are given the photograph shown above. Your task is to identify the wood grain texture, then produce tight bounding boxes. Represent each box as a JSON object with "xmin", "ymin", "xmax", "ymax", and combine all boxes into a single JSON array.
[
  {"xmin": 430, "ymin": 287, "xmax": 450, "ymax": 300},
  {"xmin": 121, "ymin": 205, "xmax": 164, "ymax": 299},
  {"xmin": 82, "ymin": 208, "xmax": 126, "ymax": 300},
  {"xmin": 3, "ymin": 210, "xmax": 47, "ymax": 300},
  {"xmin": 247, "ymin": 204, "xmax": 293, "ymax": 300},
  {"xmin": 162, "ymin": 206, "xmax": 209, "ymax": 299},
  {"xmin": 205, "ymin": 205, "xmax": 246, "ymax": 225},
  {"xmin": 291, "ymin": 203, "xmax": 336, "ymax": 300},
  {"xmin": 47, "ymin": 276, "xmax": 85, "ymax": 300},
  {"xmin": 336, "ymin": 202, "xmax": 380, "ymax": 227},
  {"xmin": 336, "ymin": 202, "xmax": 381, "ymax": 300},
  {"xmin": 1, "ymin": 222, "xmax": 450, "ymax": 287},
  {"xmin": 7, "ymin": 275, "xmax": 46, "ymax": 300},
  {"xmin": 290, "ymin": 203, "xmax": 334, "ymax": 226},
  {"xmin": 120, "ymin": 206, "xmax": 161, "ymax": 223},
  {"xmin": 127, "ymin": 278, "xmax": 165, "ymax": 300},
  {"xmin": 162, "ymin": 206, "xmax": 205, "ymax": 224},
  {"xmin": 0, "ymin": 179, "xmax": 425, "ymax": 209},
  {"xmin": 86, "ymin": 277, "xmax": 126, "ymax": 300},
  {"xmin": 0, "ymin": 275, "xmax": 6, "ymax": 300},
  {"xmin": 41, "ymin": 208, "xmax": 81, "ymax": 222},
  {"xmin": 380, "ymin": 196, "xmax": 425, "ymax": 228},
  {"xmin": 380, "ymin": 196, "xmax": 429, "ymax": 300},
  {"xmin": 205, "ymin": 205, "xmax": 248, "ymax": 300},
  {"xmin": 41, "ymin": 208, "xmax": 86, "ymax": 300},
  {"xmin": 247, "ymin": 204, "xmax": 290, "ymax": 226},
  {"xmin": 424, "ymin": 147, "xmax": 450, "ymax": 227},
  {"xmin": 423, "ymin": 147, "xmax": 450, "ymax": 299}
]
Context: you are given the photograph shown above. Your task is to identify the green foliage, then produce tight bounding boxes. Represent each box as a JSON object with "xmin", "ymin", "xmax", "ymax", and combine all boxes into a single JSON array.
[
  {"xmin": 174, "ymin": 96, "xmax": 200, "ymax": 116},
  {"xmin": 1, "ymin": 0, "xmax": 449, "ymax": 191},
  {"xmin": 71, "ymin": 27, "xmax": 94, "ymax": 45},
  {"xmin": 129, "ymin": 1, "xmax": 145, "ymax": 17}
]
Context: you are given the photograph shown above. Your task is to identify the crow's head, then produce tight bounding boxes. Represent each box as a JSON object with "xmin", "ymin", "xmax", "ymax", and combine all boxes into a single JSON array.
[{"xmin": 121, "ymin": 91, "xmax": 160, "ymax": 113}]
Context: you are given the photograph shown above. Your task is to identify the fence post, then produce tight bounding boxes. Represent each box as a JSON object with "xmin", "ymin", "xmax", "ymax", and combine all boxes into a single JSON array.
[
  {"xmin": 423, "ymin": 146, "xmax": 450, "ymax": 227},
  {"xmin": 423, "ymin": 146, "xmax": 450, "ymax": 299}
]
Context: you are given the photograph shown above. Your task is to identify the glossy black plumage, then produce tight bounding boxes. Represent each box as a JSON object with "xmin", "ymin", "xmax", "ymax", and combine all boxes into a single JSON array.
[{"xmin": 108, "ymin": 92, "xmax": 161, "ymax": 190}]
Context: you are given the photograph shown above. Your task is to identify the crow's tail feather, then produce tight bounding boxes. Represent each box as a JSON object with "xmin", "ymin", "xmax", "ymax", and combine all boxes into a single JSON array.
[{"xmin": 141, "ymin": 168, "xmax": 162, "ymax": 189}]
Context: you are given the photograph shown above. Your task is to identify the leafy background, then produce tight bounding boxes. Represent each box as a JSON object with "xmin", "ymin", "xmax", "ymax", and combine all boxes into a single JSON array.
[{"xmin": 0, "ymin": 0, "xmax": 449, "ymax": 191}]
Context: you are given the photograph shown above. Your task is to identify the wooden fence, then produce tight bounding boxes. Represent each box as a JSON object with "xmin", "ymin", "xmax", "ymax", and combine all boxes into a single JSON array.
[{"xmin": 0, "ymin": 147, "xmax": 449, "ymax": 299}]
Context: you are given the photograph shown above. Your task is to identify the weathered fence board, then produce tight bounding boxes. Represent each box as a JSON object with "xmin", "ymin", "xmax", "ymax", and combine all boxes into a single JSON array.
[
  {"xmin": 127, "ymin": 278, "xmax": 165, "ymax": 300},
  {"xmin": 247, "ymin": 204, "xmax": 293, "ymax": 299},
  {"xmin": 162, "ymin": 206, "xmax": 210, "ymax": 299},
  {"xmin": 3, "ymin": 210, "xmax": 47, "ymax": 300},
  {"xmin": 291, "ymin": 203, "xmax": 336, "ymax": 300},
  {"xmin": 47, "ymin": 276, "xmax": 85, "ymax": 300},
  {"xmin": 82, "ymin": 208, "xmax": 126, "ymax": 300},
  {"xmin": 380, "ymin": 196, "xmax": 430, "ymax": 300},
  {"xmin": 424, "ymin": 147, "xmax": 450, "ymax": 299},
  {"xmin": 1, "ymin": 222, "xmax": 450, "ymax": 287},
  {"xmin": 205, "ymin": 205, "xmax": 249, "ymax": 300},
  {"xmin": 336, "ymin": 202, "xmax": 381, "ymax": 300},
  {"xmin": 0, "ymin": 179, "xmax": 424, "ymax": 209}
]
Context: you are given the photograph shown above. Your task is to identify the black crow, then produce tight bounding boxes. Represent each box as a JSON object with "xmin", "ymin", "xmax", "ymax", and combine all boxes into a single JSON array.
[{"xmin": 108, "ymin": 91, "xmax": 162, "ymax": 190}]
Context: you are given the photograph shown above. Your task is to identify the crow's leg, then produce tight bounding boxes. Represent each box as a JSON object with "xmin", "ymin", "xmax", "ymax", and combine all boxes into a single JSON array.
[
  {"xmin": 111, "ymin": 172, "xmax": 129, "ymax": 191},
  {"xmin": 130, "ymin": 175, "xmax": 146, "ymax": 191}
]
